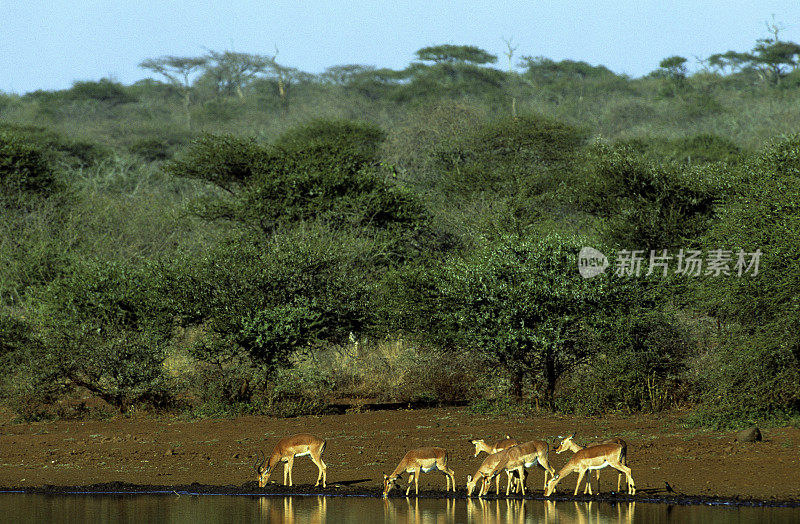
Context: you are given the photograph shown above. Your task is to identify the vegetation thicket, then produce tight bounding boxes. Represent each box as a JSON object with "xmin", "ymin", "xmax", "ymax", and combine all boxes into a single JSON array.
[{"xmin": 1, "ymin": 30, "xmax": 799, "ymax": 428}]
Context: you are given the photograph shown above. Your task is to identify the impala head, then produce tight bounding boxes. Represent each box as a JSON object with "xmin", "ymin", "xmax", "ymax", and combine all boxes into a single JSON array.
[
  {"xmin": 382, "ymin": 473, "xmax": 399, "ymax": 497},
  {"xmin": 470, "ymin": 439, "xmax": 485, "ymax": 457},
  {"xmin": 255, "ymin": 450, "xmax": 271, "ymax": 487},
  {"xmin": 544, "ymin": 474, "xmax": 560, "ymax": 496},
  {"xmin": 554, "ymin": 433, "xmax": 576, "ymax": 454},
  {"xmin": 466, "ymin": 474, "xmax": 479, "ymax": 496}
]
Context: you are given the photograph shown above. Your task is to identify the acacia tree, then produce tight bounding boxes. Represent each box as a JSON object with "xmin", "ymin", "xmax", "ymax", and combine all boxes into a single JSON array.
[
  {"xmin": 708, "ymin": 50, "xmax": 753, "ymax": 75},
  {"xmin": 139, "ymin": 56, "xmax": 207, "ymax": 127},
  {"xmin": 750, "ymin": 39, "xmax": 800, "ymax": 84},
  {"xmin": 657, "ymin": 56, "xmax": 688, "ymax": 95},
  {"xmin": 400, "ymin": 45, "xmax": 504, "ymax": 100},
  {"xmin": 415, "ymin": 44, "xmax": 498, "ymax": 65},
  {"xmin": 203, "ymin": 50, "xmax": 273, "ymax": 98}
]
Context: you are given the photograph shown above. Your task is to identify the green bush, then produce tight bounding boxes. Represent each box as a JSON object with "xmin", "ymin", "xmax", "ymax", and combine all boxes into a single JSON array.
[
  {"xmin": 619, "ymin": 133, "xmax": 743, "ymax": 164},
  {"xmin": 389, "ymin": 233, "xmax": 625, "ymax": 406},
  {"xmin": 0, "ymin": 130, "xmax": 61, "ymax": 201},
  {"xmin": 690, "ymin": 136, "xmax": 800, "ymax": 422},
  {"xmin": 580, "ymin": 143, "xmax": 726, "ymax": 249},
  {"xmin": 557, "ymin": 309, "xmax": 692, "ymax": 414},
  {"xmin": 169, "ymin": 226, "xmax": 379, "ymax": 387},
  {"xmin": 167, "ymin": 123, "xmax": 434, "ymax": 261},
  {"xmin": 66, "ymin": 79, "xmax": 138, "ymax": 106},
  {"xmin": 688, "ymin": 336, "xmax": 800, "ymax": 429},
  {"xmin": 0, "ymin": 122, "xmax": 110, "ymax": 167},
  {"xmin": 431, "ymin": 114, "xmax": 588, "ymax": 175},
  {"xmin": 273, "ymin": 118, "xmax": 386, "ymax": 159},
  {"xmin": 16, "ymin": 258, "xmax": 177, "ymax": 415}
]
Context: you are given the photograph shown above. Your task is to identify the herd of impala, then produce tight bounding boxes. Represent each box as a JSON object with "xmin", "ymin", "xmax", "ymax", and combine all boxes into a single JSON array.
[{"xmin": 253, "ymin": 432, "xmax": 635, "ymax": 498}]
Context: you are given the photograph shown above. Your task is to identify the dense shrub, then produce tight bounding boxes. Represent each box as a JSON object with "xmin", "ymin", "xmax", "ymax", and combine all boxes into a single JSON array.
[
  {"xmin": 619, "ymin": 133, "xmax": 743, "ymax": 164},
  {"xmin": 0, "ymin": 130, "xmax": 61, "ymax": 201},
  {"xmin": 557, "ymin": 309, "xmax": 692, "ymax": 414},
  {"xmin": 579, "ymin": 143, "xmax": 727, "ymax": 250},
  {"xmin": 690, "ymin": 136, "xmax": 800, "ymax": 424},
  {"xmin": 166, "ymin": 121, "xmax": 434, "ymax": 261},
  {"xmin": 4, "ymin": 42, "xmax": 800, "ymax": 424},
  {"xmin": 388, "ymin": 233, "xmax": 635, "ymax": 407},
  {"xmin": 66, "ymin": 79, "xmax": 138, "ymax": 105},
  {"xmin": 0, "ymin": 122, "xmax": 109, "ymax": 167},
  {"xmin": 13, "ymin": 259, "xmax": 177, "ymax": 416},
  {"xmin": 168, "ymin": 226, "xmax": 379, "ymax": 400}
]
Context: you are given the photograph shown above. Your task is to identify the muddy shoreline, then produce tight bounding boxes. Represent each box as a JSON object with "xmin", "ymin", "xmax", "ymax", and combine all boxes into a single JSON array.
[{"xmin": 1, "ymin": 407, "xmax": 798, "ymax": 504}]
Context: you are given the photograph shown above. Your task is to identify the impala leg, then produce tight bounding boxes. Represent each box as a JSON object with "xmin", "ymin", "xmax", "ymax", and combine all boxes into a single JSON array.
[
  {"xmin": 539, "ymin": 453, "xmax": 555, "ymax": 491},
  {"xmin": 545, "ymin": 476, "xmax": 561, "ymax": 497},
  {"xmin": 405, "ymin": 472, "xmax": 414, "ymax": 497},
  {"xmin": 311, "ymin": 455, "xmax": 327, "ymax": 487},
  {"xmin": 438, "ymin": 464, "xmax": 456, "ymax": 491},
  {"xmin": 287, "ymin": 456, "xmax": 295, "ymax": 486},
  {"xmin": 574, "ymin": 470, "xmax": 587, "ymax": 496},
  {"xmin": 610, "ymin": 460, "xmax": 635, "ymax": 495},
  {"xmin": 414, "ymin": 468, "xmax": 421, "ymax": 496},
  {"xmin": 517, "ymin": 467, "xmax": 525, "ymax": 496},
  {"xmin": 480, "ymin": 477, "xmax": 488, "ymax": 498}
]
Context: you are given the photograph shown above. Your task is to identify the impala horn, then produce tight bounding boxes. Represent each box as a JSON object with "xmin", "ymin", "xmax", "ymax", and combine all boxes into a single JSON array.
[{"xmin": 254, "ymin": 450, "xmax": 267, "ymax": 475}]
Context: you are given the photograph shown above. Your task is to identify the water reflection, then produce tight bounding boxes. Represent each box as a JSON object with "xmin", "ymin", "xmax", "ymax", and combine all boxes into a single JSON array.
[
  {"xmin": 463, "ymin": 498, "xmax": 635, "ymax": 524},
  {"xmin": 0, "ymin": 493, "xmax": 798, "ymax": 523},
  {"xmin": 383, "ymin": 497, "xmax": 456, "ymax": 523},
  {"xmin": 257, "ymin": 495, "xmax": 327, "ymax": 523}
]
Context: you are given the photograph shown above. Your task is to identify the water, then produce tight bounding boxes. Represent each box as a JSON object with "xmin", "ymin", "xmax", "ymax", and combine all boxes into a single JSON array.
[{"xmin": 1, "ymin": 494, "xmax": 798, "ymax": 523}]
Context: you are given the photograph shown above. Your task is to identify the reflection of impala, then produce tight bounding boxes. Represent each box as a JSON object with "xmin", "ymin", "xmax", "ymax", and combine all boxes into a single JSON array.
[
  {"xmin": 544, "ymin": 440, "xmax": 635, "ymax": 496},
  {"xmin": 255, "ymin": 433, "xmax": 327, "ymax": 487},
  {"xmin": 383, "ymin": 447, "xmax": 456, "ymax": 497},
  {"xmin": 554, "ymin": 433, "xmax": 628, "ymax": 493}
]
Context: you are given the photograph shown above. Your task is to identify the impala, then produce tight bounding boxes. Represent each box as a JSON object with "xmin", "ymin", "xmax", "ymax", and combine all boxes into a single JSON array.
[
  {"xmin": 255, "ymin": 433, "xmax": 327, "ymax": 488},
  {"xmin": 383, "ymin": 447, "xmax": 456, "ymax": 497},
  {"xmin": 555, "ymin": 433, "xmax": 628, "ymax": 493},
  {"xmin": 544, "ymin": 441, "xmax": 635, "ymax": 496},
  {"xmin": 466, "ymin": 446, "xmax": 515, "ymax": 497},
  {"xmin": 489, "ymin": 439, "xmax": 556, "ymax": 495},
  {"xmin": 470, "ymin": 435, "xmax": 518, "ymax": 457},
  {"xmin": 470, "ymin": 435, "xmax": 524, "ymax": 491}
]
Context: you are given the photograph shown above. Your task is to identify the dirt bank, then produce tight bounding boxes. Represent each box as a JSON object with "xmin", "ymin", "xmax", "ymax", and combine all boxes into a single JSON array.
[{"xmin": 0, "ymin": 407, "xmax": 797, "ymax": 503}]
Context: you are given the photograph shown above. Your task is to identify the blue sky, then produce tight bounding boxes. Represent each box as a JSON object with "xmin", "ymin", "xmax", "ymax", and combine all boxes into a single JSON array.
[{"xmin": 2, "ymin": 1, "xmax": 800, "ymax": 94}]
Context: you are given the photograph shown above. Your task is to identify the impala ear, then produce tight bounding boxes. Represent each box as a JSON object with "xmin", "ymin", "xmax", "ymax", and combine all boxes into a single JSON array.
[{"xmin": 569, "ymin": 432, "xmax": 576, "ymax": 439}]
